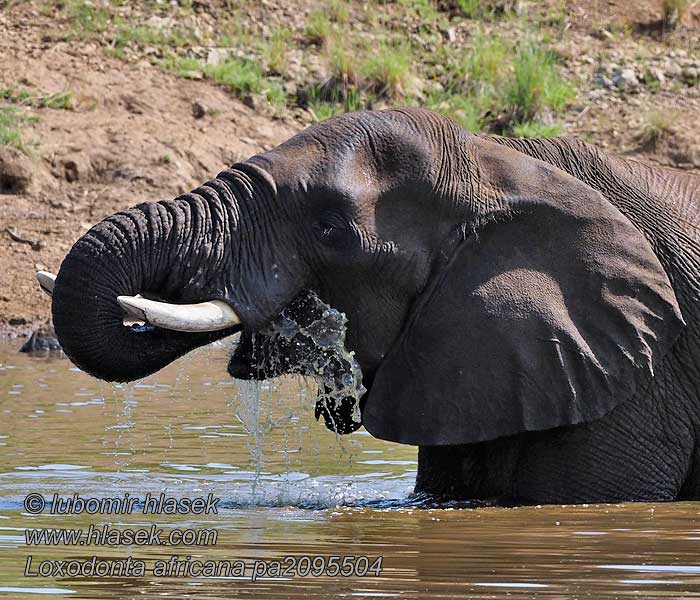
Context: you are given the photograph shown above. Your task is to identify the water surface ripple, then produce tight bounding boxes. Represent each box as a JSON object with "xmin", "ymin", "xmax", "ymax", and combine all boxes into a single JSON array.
[{"xmin": 3, "ymin": 341, "xmax": 700, "ymax": 598}]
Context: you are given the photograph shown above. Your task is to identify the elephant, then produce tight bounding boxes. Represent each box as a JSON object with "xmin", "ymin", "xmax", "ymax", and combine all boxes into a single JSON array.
[{"xmin": 43, "ymin": 108, "xmax": 700, "ymax": 505}]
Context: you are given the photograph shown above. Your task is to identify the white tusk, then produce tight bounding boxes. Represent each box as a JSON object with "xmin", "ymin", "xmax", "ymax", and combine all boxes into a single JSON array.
[
  {"xmin": 36, "ymin": 271, "xmax": 57, "ymax": 297},
  {"xmin": 116, "ymin": 295, "xmax": 240, "ymax": 332}
]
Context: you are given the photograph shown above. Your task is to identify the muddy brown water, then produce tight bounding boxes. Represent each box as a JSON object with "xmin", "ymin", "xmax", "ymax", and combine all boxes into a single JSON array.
[{"xmin": 3, "ymin": 340, "xmax": 700, "ymax": 599}]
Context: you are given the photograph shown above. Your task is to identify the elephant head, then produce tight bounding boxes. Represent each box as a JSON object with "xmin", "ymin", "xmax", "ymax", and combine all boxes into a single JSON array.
[{"xmin": 47, "ymin": 108, "xmax": 684, "ymax": 445}]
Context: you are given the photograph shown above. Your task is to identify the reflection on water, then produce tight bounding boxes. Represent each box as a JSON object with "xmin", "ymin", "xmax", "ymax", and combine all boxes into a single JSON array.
[{"xmin": 2, "ymin": 340, "xmax": 700, "ymax": 598}]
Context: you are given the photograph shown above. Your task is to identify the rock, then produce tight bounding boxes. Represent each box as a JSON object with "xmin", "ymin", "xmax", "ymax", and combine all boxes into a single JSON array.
[
  {"xmin": 242, "ymin": 93, "xmax": 256, "ymax": 110},
  {"xmin": 593, "ymin": 74, "xmax": 613, "ymax": 89},
  {"xmin": 682, "ymin": 66, "xmax": 700, "ymax": 85},
  {"xmin": 588, "ymin": 89, "xmax": 608, "ymax": 100},
  {"xmin": 145, "ymin": 15, "xmax": 174, "ymax": 32},
  {"xmin": 192, "ymin": 99, "xmax": 208, "ymax": 119},
  {"xmin": 62, "ymin": 154, "xmax": 91, "ymax": 183},
  {"xmin": 9, "ymin": 316, "xmax": 28, "ymax": 326},
  {"xmin": 19, "ymin": 320, "xmax": 62, "ymax": 354},
  {"xmin": 207, "ymin": 47, "xmax": 231, "ymax": 66},
  {"xmin": 0, "ymin": 146, "xmax": 32, "ymax": 194},
  {"xmin": 613, "ymin": 68, "xmax": 639, "ymax": 92},
  {"xmin": 444, "ymin": 27, "xmax": 457, "ymax": 43},
  {"xmin": 121, "ymin": 94, "xmax": 148, "ymax": 115},
  {"xmin": 283, "ymin": 80, "xmax": 298, "ymax": 97},
  {"xmin": 664, "ymin": 62, "xmax": 683, "ymax": 78},
  {"xmin": 646, "ymin": 67, "xmax": 666, "ymax": 86}
]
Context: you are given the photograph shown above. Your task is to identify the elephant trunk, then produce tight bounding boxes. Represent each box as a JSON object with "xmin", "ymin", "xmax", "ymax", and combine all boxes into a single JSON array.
[{"xmin": 52, "ymin": 173, "xmax": 246, "ymax": 382}]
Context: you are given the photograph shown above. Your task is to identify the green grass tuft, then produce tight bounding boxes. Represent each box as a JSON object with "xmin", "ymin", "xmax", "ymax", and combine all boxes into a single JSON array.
[
  {"xmin": 427, "ymin": 91, "xmax": 483, "ymax": 132},
  {"xmin": 266, "ymin": 82, "xmax": 288, "ymax": 117},
  {"xmin": 1, "ymin": 88, "xmax": 74, "ymax": 110},
  {"xmin": 639, "ymin": 110, "xmax": 674, "ymax": 148},
  {"xmin": 305, "ymin": 10, "xmax": 333, "ymax": 46},
  {"xmin": 38, "ymin": 91, "xmax": 74, "ymax": 110},
  {"xmin": 663, "ymin": 0, "xmax": 693, "ymax": 28},
  {"xmin": 205, "ymin": 58, "xmax": 264, "ymax": 96},
  {"xmin": 505, "ymin": 44, "xmax": 575, "ymax": 124},
  {"xmin": 361, "ymin": 44, "xmax": 413, "ymax": 97},
  {"xmin": 62, "ymin": 0, "xmax": 112, "ymax": 35},
  {"xmin": 112, "ymin": 24, "xmax": 195, "ymax": 51},
  {"xmin": 512, "ymin": 120, "xmax": 563, "ymax": 138},
  {"xmin": 0, "ymin": 104, "xmax": 37, "ymax": 152},
  {"xmin": 328, "ymin": 0, "xmax": 350, "ymax": 23},
  {"xmin": 163, "ymin": 56, "xmax": 263, "ymax": 96},
  {"xmin": 264, "ymin": 27, "xmax": 292, "ymax": 74}
]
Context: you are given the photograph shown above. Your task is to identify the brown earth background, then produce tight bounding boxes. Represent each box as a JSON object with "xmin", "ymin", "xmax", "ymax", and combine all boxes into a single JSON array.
[{"xmin": 1, "ymin": 0, "xmax": 699, "ymax": 341}]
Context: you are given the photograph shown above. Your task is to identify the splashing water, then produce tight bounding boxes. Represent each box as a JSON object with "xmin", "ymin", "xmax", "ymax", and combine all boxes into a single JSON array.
[
  {"xmin": 266, "ymin": 292, "xmax": 366, "ymax": 427},
  {"xmin": 239, "ymin": 290, "xmax": 366, "ymax": 431},
  {"xmin": 227, "ymin": 290, "xmax": 369, "ymax": 503}
]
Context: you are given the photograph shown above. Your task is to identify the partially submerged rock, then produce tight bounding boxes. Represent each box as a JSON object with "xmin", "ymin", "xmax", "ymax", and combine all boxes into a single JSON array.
[{"xmin": 19, "ymin": 320, "xmax": 62, "ymax": 354}]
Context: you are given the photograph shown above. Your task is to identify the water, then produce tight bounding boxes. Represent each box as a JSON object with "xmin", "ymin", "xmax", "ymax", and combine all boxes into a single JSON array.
[
  {"xmin": 242, "ymin": 290, "xmax": 366, "ymax": 434},
  {"xmin": 3, "ymin": 341, "xmax": 700, "ymax": 598}
]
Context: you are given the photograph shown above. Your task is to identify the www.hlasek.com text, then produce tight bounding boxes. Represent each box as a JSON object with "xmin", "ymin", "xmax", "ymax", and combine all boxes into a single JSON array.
[
  {"xmin": 24, "ymin": 555, "xmax": 384, "ymax": 579},
  {"xmin": 25, "ymin": 524, "xmax": 217, "ymax": 547}
]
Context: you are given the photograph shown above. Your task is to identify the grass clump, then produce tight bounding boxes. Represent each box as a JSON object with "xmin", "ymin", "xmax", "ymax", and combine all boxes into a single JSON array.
[
  {"xmin": 163, "ymin": 56, "xmax": 263, "ymax": 96},
  {"xmin": 455, "ymin": 0, "xmax": 488, "ymax": 18},
  {"xmin": 428, "ymin": 35, "xmax": 574, "ymax": 134},
  {"xmin": 51, "ymin": 0, "xmax": 196, "ymax": 54},
  {"xmin": 266, "ymin": 82, "xmax": 288, "ymax": 117},
  {"xmin": 328, "ymin": 0, "xmax": 350, "ymax": 23},
  {"xmin": 0, "ymin": 88, "xmax": 74, "ymax": 110},
  {"xmin": 505, "ymin": 45, "xmax": 573, "ymax": 122},
  {"xmin": 398, "ymin": 0, "xmax": 440, "ymax": 23},
  {"xmin": 305, "ymin": 10, "xmax": 333, "ymax": 46},
  {"xmin": 445, "ymin": 0, "xmax": 520, "ymax": 19},
  {"xmin": 162, "ymin": 56, "xmax": 204, "ymax": 79},
  {"xmin": 307, "ymin": 87, "xmax": 363, "ymax": 122},
  {"xmin": 663, "ymin": 0, "xmax": 693, "ymax": 29},
  {"xmin": 63, "ymin": 0, "xmax": 112, "ymax": 35},
  {"xmin": 426, "ymin": 91, "xmax": 483, "ymax": 132},
  {"xmin": 0, "ymin": 105, "xmax": 36, "ymax": 152},
  {"xmin": 361, "ymin": 44, "xmax": 413, "ymax": 97},
  {"xmin": 38, "ymin": 91, "xmax": 75, "ymax": 110},
  {"xmin": 163, "ymin": 56, "xmax": 288, "ymax": 113},
  {"xmin": 458, "ymin": 35, "xmax": 509, "ymax": 106},
  {"xmin": 638, "ymin": 110, "xmax": 674, "ymax": 149},
  {"xmin": 512, "ymin": 121, "xmax": 562, "ymax": 138},
  {"xmin": 263, "ymin": 27, "xmax": 292, "ymax": 74},
  {"xmin": 203, "ymin": 58, "xmax": 264, "ymax": 96},
  {"xmin": 327, "ymin": 43, "xmax": 363, "ymax": 89},
  {"xmin": 112, "ymin": 24, "xmax": 195, "ymax": 52}
]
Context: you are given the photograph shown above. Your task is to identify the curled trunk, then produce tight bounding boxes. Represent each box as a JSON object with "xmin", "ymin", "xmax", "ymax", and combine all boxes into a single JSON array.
[{"xmin": 52, "ymin": 175, "xmax": 242, "ymax": 382}]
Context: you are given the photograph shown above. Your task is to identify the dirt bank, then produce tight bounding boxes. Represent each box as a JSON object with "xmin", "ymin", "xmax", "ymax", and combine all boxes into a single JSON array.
[{"xmin": 1, "ymin": 0, "xmax": 699, "ymax": 341}]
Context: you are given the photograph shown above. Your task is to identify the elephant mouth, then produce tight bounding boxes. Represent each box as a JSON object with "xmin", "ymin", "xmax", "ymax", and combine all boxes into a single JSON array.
[{"xmin": 226, "ymin": 289, "xmax": 367, "ymax": 435}]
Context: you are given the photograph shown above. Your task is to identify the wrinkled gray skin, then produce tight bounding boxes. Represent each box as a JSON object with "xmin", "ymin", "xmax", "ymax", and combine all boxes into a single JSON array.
[{"xmin": 51, "ymin": 108, "xmax": 700, "ymax": 505}]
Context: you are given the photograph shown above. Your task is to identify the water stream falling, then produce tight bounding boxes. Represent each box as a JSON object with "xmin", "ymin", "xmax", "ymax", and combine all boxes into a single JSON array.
[{"xmin": 225, "ymin": 290, "xmax": 369, "ymax": 505}]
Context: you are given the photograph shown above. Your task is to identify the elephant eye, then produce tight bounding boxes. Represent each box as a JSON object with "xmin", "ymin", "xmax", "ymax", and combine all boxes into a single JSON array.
[{"xmin": 316, "ymin": 218, "xmax": 345, "ymax": 246}]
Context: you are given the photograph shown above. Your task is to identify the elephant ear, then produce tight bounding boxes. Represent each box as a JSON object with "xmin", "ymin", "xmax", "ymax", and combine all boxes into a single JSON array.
[{"xmin": 362, "ymin": 139, "xmax": 684, "ymax": 446}]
